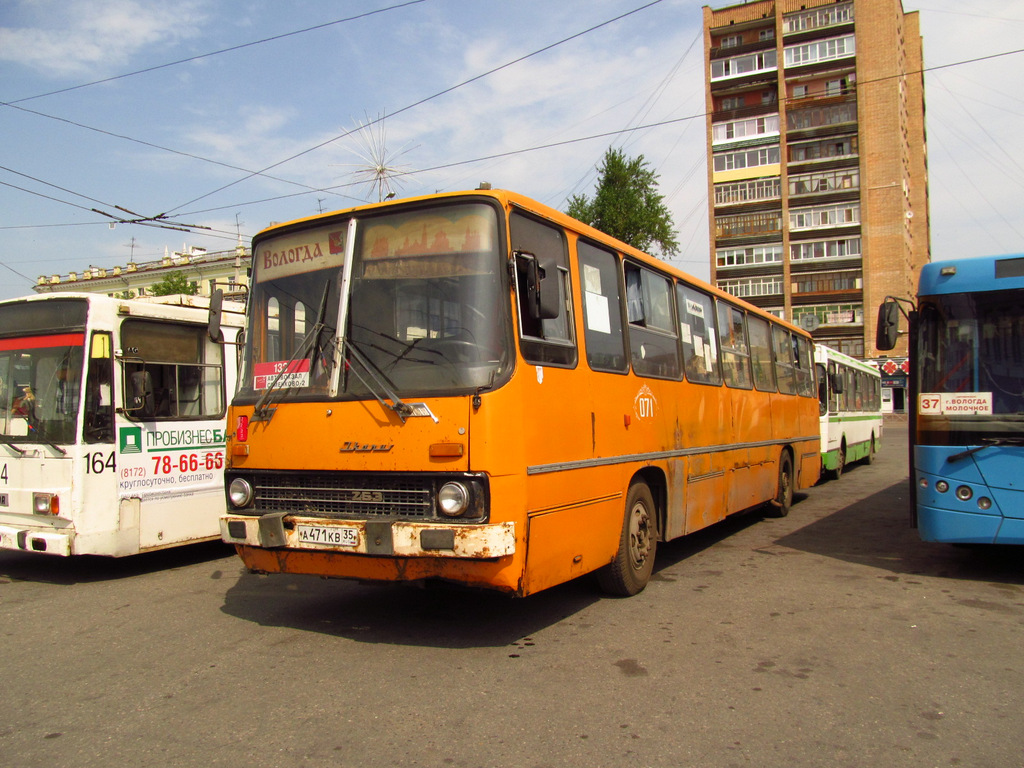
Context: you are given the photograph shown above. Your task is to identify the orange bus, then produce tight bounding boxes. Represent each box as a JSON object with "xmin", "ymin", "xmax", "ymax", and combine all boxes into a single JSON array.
[{"xmin": 219, "ymin": 189, "xmax": 820, "ymax": 596}]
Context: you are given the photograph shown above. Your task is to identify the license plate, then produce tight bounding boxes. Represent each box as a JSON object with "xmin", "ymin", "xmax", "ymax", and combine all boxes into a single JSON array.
[
  {"xmin": 296, "ymin": 524, "xmax": 358, "ymax": 548},
  {"xmin": 0, "ymin": 493, "xmax": 7, "ymax": 506}
]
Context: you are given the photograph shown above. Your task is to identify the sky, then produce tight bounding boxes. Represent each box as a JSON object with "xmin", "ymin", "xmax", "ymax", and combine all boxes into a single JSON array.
[{"xmin": 1, "ymin": 0, "xmax": 1023, "ymax": 302}]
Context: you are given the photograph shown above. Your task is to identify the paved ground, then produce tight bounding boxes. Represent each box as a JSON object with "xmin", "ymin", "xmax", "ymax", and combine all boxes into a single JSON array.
[{"xmin": 1, "ymin": 421, "xmax": 1022, "ymax": 767}]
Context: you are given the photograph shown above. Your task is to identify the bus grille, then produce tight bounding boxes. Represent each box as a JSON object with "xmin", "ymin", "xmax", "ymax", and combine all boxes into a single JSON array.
[{"xmin": 253, "ymin": 473, "xmax": 434, "ymax": 519}]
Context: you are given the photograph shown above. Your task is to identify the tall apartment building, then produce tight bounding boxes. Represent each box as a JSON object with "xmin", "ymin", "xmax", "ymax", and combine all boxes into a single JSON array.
[{"xmin": 703, "ymin": 0, "xmax": 929, "ymax": 360}]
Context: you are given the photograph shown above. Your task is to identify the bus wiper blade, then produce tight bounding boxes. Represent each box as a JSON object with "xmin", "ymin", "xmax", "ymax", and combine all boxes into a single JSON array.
[
  {"xmin": 947, "ymin": 437, "xmax": 1024, "ymax": 463},
  {"xmin": 344, "ymin": 339, "xmax": 437, "ymax": 424},
  {"xmin": 253, "ymin": 284, "xmax": 333, "ymax": 422}
]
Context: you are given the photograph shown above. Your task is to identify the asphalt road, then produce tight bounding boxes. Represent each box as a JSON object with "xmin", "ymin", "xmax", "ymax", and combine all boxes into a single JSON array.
[{"xmin": 1, "ymin": 421, "xmax": 1021, "ymax": 768}]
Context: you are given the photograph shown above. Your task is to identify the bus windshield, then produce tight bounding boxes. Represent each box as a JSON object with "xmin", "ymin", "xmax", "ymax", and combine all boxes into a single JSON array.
[
  {"xmin": 241, "ymin": 201, "xmax": 509, "ymax": 401},
  {"xmin": 0, "ymin": 299, "xmax": 88, "ymax": 445},
  {"xmin": 918, "ymin": 289, "xmax": 1024, "ymax": 440}
]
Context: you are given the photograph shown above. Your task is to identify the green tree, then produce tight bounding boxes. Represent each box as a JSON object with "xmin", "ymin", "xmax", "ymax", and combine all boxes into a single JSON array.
[
  {"xmin": 149, "ymin": 271, "xmax": 198, "ymax": 296},
  {"xmin": 566, "ymin": 147, "xmax": 679, "ymax": 257}
]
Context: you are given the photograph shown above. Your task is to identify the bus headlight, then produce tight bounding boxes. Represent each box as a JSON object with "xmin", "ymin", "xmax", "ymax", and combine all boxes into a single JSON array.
[
  {"xmin": 935, "ymin": 480, "xmax": 949, "ymax": 493},
  {"xmin": 33, "ymin": 492, "xmax": 58, "ymax": 516},
  {"xmin": 228, "ymin": 478, "xmax": 254, "ymax": 509},
  {"xmin": 437, "ymin": 482, "xmax": 470, "ymax": 517},
  {"xmin": 978, "ymin": 497, "xmax": 993, "ymax": 511},
  {"xmin": 955, "ymin": 485, "xmax": 973, "ymax": 502}
]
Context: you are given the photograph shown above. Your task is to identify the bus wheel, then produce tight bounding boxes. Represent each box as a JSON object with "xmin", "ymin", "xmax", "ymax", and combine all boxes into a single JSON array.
[
  {"xmin": 767, "ymin": 452, "xmax": 794, "ymax": 518},
  {"xmin": 829, "ymin": 442, "xmax": 846, "ymax": 481},
  {"xmin": 863, "ymin": 435, "xmax": 875, "ymax": 465},
  {"xmin": 597, "ymin": 482, "xmax": 657, "ymax": 597}
]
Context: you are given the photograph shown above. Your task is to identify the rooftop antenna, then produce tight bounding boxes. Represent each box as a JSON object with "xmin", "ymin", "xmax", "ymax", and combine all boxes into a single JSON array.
[{"xmin": 338, "ymin": 112, "xmax": 418, "ymax": 202}]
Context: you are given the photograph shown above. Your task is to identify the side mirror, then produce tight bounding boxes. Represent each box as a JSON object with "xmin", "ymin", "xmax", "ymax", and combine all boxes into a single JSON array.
[
  {"xmin": 876, "ymin": 300, "xmax": 900, "ymax": 351},
  {"xmin": 518, "ymin": 252, "xmax": 561, "ymax": 321},
  {"xmin": 208, "ymin": 289, "xmax": 224, "ymax": 343},
  {"xmin": 830, "ymin": 372, "xmax": 844, "ymax": 395}
]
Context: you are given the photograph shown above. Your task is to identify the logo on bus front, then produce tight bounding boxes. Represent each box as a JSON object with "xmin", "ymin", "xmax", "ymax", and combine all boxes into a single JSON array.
[{"xmin": 634, "ymin": 385, "xmax": 658, "ymax": 420}]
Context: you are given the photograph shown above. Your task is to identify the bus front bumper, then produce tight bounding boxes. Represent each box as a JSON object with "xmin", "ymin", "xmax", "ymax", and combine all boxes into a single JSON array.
[
  {"xmin": 220, "ymin": 513, "xmax": 516, "ymax": 560},
  {"xmin": 0, "ymin": 524, "xmax": 72, "ymax": 556}
]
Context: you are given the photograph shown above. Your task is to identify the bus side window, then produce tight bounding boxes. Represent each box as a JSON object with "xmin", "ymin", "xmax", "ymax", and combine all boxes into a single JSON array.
[
  {"xmin": 772, "ymin": 326, "xmax": 796, "ymax": 394},
  {"xmin": 121, "ymin": 320, "xmax": 225, "ymax": 421},
  {"xmin": 678, "ymin": 285, "xmax": 722, "ymax": 385},
  {"xmin": 577, "ymin": 240, "xmax": 627, "ymax": 373},
  {"xmin": 716, "ymin": 301, "xmax": 752, "ymax": 389},
  {"xmin": 624, "ymin": 262, "xmax": 680, "ymax": 380},
  {"xmin": 747, "ymin": 315, "xmax": 776, "ymax": 392},
  {"xmin": 510, "ymin": 211, "xmax": 577, "ymax": 368}
]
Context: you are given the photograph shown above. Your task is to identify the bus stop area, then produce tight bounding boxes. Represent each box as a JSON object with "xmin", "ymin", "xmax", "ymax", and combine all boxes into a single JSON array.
[{"xmin": 1, "ymin": 420, "xmax": 1021, "ymax": 768}]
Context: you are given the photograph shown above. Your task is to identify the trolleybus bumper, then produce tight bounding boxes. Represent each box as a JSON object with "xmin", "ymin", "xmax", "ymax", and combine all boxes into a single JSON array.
[{"xmin": 0, "ymin": 524, "xmax": 73, "ymax": 556}]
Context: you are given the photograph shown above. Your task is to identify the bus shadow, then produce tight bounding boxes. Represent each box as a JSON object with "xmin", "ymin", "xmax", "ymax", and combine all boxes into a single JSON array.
[
  {"xmin": 776, "ymin": 479, "xmax": 1024, "ymax": 585},
  {"xmin": 219, "ymin": 571, "xmax": 603, "ymax": 649},
  {"xmin": 0, "ymin": 540, "xmax": 236, "ymax": 584},
  {"xmin": 217, "ymin": 497, "xmax": 809, "ymax": 649}
]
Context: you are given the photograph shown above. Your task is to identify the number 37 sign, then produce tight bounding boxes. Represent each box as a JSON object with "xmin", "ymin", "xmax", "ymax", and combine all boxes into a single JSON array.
[{"xmin": 919, "ymin": 392, "xmax": 993, "ymax": 416}]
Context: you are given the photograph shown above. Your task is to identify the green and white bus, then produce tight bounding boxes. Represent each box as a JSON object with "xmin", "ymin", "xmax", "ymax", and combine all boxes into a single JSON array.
[{"xmin": 815, "ymin": 344, "xmax": 882, "ymax": 480}]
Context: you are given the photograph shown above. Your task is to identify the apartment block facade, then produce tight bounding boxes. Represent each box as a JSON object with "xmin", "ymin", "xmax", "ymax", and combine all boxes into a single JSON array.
[{"xmin": 703, "ymin": 0, "xmax": 928, "ymax": 360}]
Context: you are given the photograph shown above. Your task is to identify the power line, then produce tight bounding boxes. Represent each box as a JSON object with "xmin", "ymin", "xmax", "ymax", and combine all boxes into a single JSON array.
[
  {"xmin": 161, "ymin": 0, "xmax": 669, "ymax": 215},
  {"xmin": 2, "ymin": 1, "xmax": 428, "ymax": 105}
]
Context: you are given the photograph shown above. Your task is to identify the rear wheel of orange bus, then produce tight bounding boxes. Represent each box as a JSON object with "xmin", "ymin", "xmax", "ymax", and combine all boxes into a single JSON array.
[
  {"xmin": 597, "ymin": 481, "xmax": 658, "ymax": 597},
  {"xmin": 767, "ymin": 451, "xmax": 794, "ymax": 518}
]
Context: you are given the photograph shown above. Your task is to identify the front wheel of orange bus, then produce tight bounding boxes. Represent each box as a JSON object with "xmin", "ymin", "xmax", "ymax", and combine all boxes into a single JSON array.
[{"xmin": 597, "ymin": 481, "xmax": 658, "ymax": 597}]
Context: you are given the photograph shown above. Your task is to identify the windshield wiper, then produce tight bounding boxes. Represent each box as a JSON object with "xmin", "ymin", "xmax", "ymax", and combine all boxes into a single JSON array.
[
  {"xmin": 253, "ymin": 283, "xmax": 333, "ymax": 422},
  {"xmin": 344, "ymin": 338, "xmax": 437, "ymax": 423},
  {"xmin": 947, "ymin": 437, "xmax": 1024, "ymax": 463}
]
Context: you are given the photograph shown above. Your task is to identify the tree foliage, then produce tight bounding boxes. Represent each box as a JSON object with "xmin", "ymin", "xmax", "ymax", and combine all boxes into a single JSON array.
[
  {"xmin": 566, "ymin": 147, "xmax": 679, "ymax": 257},
  {"xmin": 149, "ymin": 271, "xmax": 198, "ymax": 296}
]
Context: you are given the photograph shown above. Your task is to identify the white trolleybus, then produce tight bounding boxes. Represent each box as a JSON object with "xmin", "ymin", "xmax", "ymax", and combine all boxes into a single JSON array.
[
  {"xmin": 0, "ymin": 292, "xmax": 244, "ymax": 556},
  {"xmin": 815, "ymin": 344, "xmax": 883, "ymax": 480}
]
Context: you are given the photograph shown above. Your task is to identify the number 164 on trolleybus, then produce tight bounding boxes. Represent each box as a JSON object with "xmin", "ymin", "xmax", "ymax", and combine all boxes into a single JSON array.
[
  {"xmin": 219, "ymin": 189, "xmax": 821, "ymax": 597},
  {"xmin": 0, "ymin": 293, "xmax": 244, "ymax": 556}
]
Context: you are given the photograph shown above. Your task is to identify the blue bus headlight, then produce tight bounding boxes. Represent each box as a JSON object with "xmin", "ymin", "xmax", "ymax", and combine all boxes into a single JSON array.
[
  {"xmin": 935, "ymin": 480, "xmax": 949, "ymax": 493},
  {"xmin": 955, "ymin": 485, "xmax": 973, "ymax": 502},
  {"xmin": 977, "ymin": 497, "xmax": 992, "ymax": 511}
]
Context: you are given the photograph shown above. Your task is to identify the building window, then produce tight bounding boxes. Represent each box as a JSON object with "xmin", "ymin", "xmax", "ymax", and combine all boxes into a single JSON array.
[
  {"xmin": 714, "ymin": 177, "xmax": 781, "ymax": 205},
  {"xmin": 712, "ymin": 114, "xmax": 780, "ymax": 144},
  {"xmin": 711, "ymin": 50, "xmax": 777, "ymax": 80},
  {"xmin": 783, "ymin": 2, "xmax": 854, "ymax": 34},
  {"xmin": 784, "ymin": 35, "xmax": 856, "ymax": 68},
  {"xmin": 788, "ymin": 169, "xmax": 859, "ymax": 196},
  {"xmin": 787, "ymin": 102, "xmax": 857, "ymax": 131},
  {"xmin": 788, "ymin": 135, "xmax": 858, "ymax": 163},
  {"xmin": 791, "ymin": 270, "xmax": 862, "ymax": 294},
  {"xmin": 715, "ymin": 211, "xmax": 783, "ymax": 239},
  {"xmin": 792, "ymin": 303, "xmax": 864, "ymax": 328},
  {"xmin": 720, "ymin": 34, "xmax": 742, "ymax": 48},
  {"xmin": 716, "ymin": 244, "xmax": 784, "ymax": 268},
  {"xmin": 790, "ymin": 237, "xmax": 862, "ymax": 261},
  {"xmin": 759, "ymin": 28, "xmax": 775, "ymax": 42},
  {"xmin": 789, "ymin": 204, "xmax": 860, "ymax": 231},
  {"xmin": 717, "ymin": 275, "xmax": 784, "ymax": 299},
  {"xmin": 713, "ymin": 144, "xmax": 781, "ymax": 173}
]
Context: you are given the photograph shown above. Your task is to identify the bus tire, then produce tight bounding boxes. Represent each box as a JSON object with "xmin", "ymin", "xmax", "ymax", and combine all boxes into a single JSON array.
[
  {"xmin": 863, "ymin": 435, "xmax": 875, "ymax": 465},
  {"xmin": 829, "ymin": 441, "xmax": 846, "ymax": 481},
  {"xmin": 597, "ymin": 481, "xmax": 657, "ymax": 597},
  {"xmin": 767, "ymin": 451, "xmax": 794, "ymax": 518}
]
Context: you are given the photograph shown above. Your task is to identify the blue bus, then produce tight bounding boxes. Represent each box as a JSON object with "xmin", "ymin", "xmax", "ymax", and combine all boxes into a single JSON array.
[{"xmin": 877, "ymin": 254, "xmax": 1024, "ymax": 544}]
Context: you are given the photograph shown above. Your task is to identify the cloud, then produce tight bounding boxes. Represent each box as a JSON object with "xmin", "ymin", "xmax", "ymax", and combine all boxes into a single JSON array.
[{"xmin": 0, "ymin": 0, "xmax": 207, "ymax": 78}]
